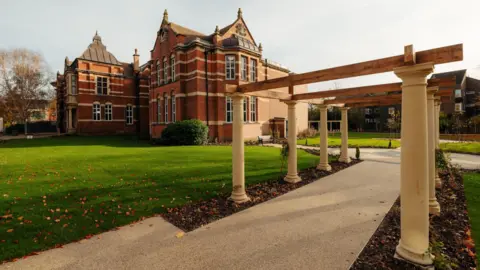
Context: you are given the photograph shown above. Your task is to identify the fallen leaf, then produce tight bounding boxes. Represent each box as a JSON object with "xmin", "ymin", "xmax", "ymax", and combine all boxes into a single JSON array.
[
  {"xmin": 7, "ymin": 229, "xmax": 13, "ymax": 233},
  {"xmin": 175, "ymin": 231, "xmax": 185, "ymax": 238}
]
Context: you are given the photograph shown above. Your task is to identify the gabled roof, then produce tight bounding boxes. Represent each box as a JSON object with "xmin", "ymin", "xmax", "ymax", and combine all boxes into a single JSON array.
[
  {"xmin": 78, "ymin": 32, "xmax": 121, "ymax": 66},
  {"xmin": 431, "ymin": 69, "xmax": 466, "ymax": 85},
  {"xmin": 169, "ymin": 23, "xmax": 206, "ymax": 37}
]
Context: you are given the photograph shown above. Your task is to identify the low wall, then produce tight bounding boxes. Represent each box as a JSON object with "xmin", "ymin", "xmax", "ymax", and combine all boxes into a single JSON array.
[{"xmin": 440, "ymin": 134, "xmax": 480, "ymax": 142}]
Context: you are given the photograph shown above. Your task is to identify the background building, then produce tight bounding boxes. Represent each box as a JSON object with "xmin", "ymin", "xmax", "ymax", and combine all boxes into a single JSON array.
[
  {"xmin": 149, "ymin": 9, "xmax": 308, "ymax": 141},
  {"xmin": 53, "ymin": 33, "xmax": 150, "ymax": 137}
]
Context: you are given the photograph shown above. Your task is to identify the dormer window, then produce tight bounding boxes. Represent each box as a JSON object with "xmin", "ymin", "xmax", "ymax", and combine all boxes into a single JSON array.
[{"xmin": 160, "ymin": 29, "xmax": 168, "ymax": 42}]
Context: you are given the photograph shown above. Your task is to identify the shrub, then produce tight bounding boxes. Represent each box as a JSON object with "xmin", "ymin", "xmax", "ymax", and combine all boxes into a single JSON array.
[
  {"xmin": 355, "ymin": 146, "xmax": 361, "ymax": 160},
  {"xmin": 279, "ymin": 141, "xmax": 289, "ymax": 176},
  {"xmin": 158, "ymin": 119, "xmax": 208, "ymax": 146},
  {"xmin": 435, "ymin": 149, "xmax": 448, "ymax": 170}
]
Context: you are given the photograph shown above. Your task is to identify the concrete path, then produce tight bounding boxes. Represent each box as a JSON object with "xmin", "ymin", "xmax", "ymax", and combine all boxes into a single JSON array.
[
  {"xmin": 267, "ymin": 144, "xmax": 480, "ymax": 170},
  {"xmin": 1, "ymin": 161, "xmax": 400, "ymax": 270},
  {"xmin": 0, "ymin": 133, "xmax": 59, "ymax": 141}
]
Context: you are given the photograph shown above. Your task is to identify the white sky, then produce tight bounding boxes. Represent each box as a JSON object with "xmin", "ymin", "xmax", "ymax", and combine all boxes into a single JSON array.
[{"xmin": 1, "ymin": 0, "xmax": 479, "ymax": 90}]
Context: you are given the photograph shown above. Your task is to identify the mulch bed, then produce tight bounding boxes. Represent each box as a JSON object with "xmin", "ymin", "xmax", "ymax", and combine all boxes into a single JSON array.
[
  {"xmin": 161, "ymin": 159, "xmax": 362, "ymax": 232},
  {"xmin": 351, "ymin": 168, "xmax": 476, "ymax": 269}
]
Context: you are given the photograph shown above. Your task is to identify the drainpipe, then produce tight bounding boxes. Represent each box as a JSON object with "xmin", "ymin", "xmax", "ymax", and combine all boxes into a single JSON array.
[{"xmin": 204, "ymin": 49, "xmax": 209, "ymax": 127}]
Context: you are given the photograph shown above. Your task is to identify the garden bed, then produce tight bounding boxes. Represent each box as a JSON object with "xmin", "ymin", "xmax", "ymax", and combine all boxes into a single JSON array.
[
  {"xmin": 350, "ymin": 169, "xmax": 476, "ymax": 269},
  {"xmin": 161, "ymin": 160, "xmax": 362, "ymax": 232}
]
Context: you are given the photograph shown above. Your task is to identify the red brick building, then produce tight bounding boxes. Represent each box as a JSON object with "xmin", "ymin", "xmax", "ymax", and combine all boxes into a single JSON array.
[
  {"xmin": 149, "ymin": 9, "xmax": 308, "ymax": 141},
  {"xmin": 53, "ymin": 32, "xmax": 150, "ymax": 137}
]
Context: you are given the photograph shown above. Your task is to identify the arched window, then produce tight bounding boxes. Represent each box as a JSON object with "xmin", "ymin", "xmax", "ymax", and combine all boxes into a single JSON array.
[
  {"xmin": 92, "ymin": 102, "xmax": 101, "ymax": 121},
  {"xmin": 164, "ymin": 93, "xmax": 168, "ymax": 123},
  {"xmin": 163, "ymin": 57, "xmax": 168, "ymax": 84},
  {"xmin": 156, "ymin": 60, "xmax": 160, "ymax": 85},
  {"xmin": 170, "ymin": 55, "xmax": 175, "ymax": 82},
  {"xmin": 157, "ymin": 95, "xmax": 161, "ymax": 122}
]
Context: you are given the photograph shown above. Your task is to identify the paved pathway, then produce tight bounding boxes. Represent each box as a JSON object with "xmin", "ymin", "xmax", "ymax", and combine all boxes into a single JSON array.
[
  {"xmin": 0, "ymin": 133, "xmax": 59, "ymax": 141},
  {"xmin": 1, "ymin": 161, "xmax": 400, "ymax": 270},
  {"xmin": 267, "ymin": 144, "xmax": 479, "ymax": 170}
]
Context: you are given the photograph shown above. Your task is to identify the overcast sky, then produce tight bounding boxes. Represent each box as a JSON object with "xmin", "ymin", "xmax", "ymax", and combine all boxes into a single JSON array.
[{"xmin": 1, "ymin": 0, "xmax": 479, "ymax": 90}]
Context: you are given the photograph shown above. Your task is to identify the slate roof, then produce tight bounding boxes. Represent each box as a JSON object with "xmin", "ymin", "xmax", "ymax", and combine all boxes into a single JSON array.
[
  {"xmin": 169, "ymin": 23, "xmax": 206, "ymax": 37},
  {"xmin": 431, "ymin": 69, "xmax": 466, "ymax": 85},
  {"xmin": 78, "ymin": 32, "xmax": 121, "ymax": 66}
]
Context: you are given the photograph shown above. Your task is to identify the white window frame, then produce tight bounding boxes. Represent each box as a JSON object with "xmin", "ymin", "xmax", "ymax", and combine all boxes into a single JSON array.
[
  {"xmin": 96, "ymin": 76, "xmax": 108, "ymax": 95},
  {"xmin": 388, "ymin": 107, "xmax": 395, "ymax": 115},
  {"xmin": 163, "ymin": 57, "xmax": 168, "ymax": 84},
  {"xmin": 171, "ymin": 94, "xmax": 176, "ymax": 122},
  {"xmin": 243, "ymin": 97, "xmax": 248, "ymax": 122},
  {"xmin": 126, "ymin": 104, "xmax": 133, "ymax": 125},
  {"xmin": 164, "ymin": 94, "xmax": 168, "ymax": 123},
  {"xmin": 225, "ymin": 55, "xmax": 235, "ymax": 80},
  {"xmin": 156, "ymin": 60, "xmax": 161, "ymax": 85},
  {"xmin": 250, "ymin": 96, "xmax": 256, "ymax": 122},
  {"xmin": 226, "ymin": 96, "xmax": 233, "ymax": 123},
  {"xmin": 170, "ymin": 55, "xmax": 175, "ymax": 82},
  {"xmin": 92, "ymin": 103, "xmax": 101, "ymax": 121},
  {"xmin": 241, "ymin": 56, "xmax": 248, "ymax": 81},
  {"xmin": 157, "ymin": 97, "xmax": 161, "ymax": 122},
  {"xmin": 250, "ymin": 59, "xmax": 257, "ymax": 82},
  {"xmin": 105, "ymin": 103, "xmax": 112, "ymax": 121}
]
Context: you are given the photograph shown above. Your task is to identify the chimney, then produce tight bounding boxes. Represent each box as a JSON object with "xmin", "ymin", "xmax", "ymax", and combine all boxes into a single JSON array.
[{"xmin": 133, "ymin": 48, "xmax": 139, "ymax": 72}]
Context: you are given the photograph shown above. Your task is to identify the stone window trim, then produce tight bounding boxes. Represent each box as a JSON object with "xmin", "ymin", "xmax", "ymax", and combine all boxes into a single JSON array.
[
  {"xmin": 170, "ymin": 55, "xmax": 176, "ymax": 82},
  {"xmin": 95, "ymin": 75, "xmax": 109, "ymax": 95},
  {"xmin": 125, "ymin": 104, "xmax": 133, "ymax": 125},
  {"xmin": 225, "ymin": 55, "xmax": 236, "ymax": 80},
  {"xmin": 241, "ymin": 55, "xmax": 248, "ymax": 81},
  {"xmin": 163, "ymin": 57, "xmax": 168, "ymax": 84},
  {"xmin": 92, "ymin": 102, "xmax": 101, "ymax": 121},
  {"xmin": 105, "ymin": 102, "xmax": 113, "ymax": 121}
]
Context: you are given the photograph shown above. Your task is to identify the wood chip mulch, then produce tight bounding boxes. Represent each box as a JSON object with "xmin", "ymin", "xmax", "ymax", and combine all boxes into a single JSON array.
[
  {"xmin": 350, "ymin": 169, "xmax": 477, "ymax": 269},
  {"xmin": 161, "ymin": 159, "xmax": 362, "ymax": 232}
]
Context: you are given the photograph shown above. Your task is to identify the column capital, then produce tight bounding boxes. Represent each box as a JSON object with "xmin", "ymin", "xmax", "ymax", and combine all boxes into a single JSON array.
[
  {"xmin": 283, "ymin": 100, "xmax": 298, "ymax": 106},
  {"xmin": 339, "ymin": 107, "xmax": 350, "ymax": 111},
  {"xmin": 427, "ymin": 86, "xmax": 438, "ymax": 99},
  {"xmin": 229, "ymin": 92, "xmax": 246, "ymax": 102},
  {"xmin": 394, "ymin": 62, "xmax": 434, "ymax": 87},
  {"xmin": 317, "ymin": 104, "xmax": 328, "ymax": 111}
]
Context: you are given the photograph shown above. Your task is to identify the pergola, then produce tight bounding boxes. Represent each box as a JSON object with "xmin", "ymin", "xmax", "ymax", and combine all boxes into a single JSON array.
[{"xmin": 226, "ymin": 43, "xmax": 463, "ymax": 266}]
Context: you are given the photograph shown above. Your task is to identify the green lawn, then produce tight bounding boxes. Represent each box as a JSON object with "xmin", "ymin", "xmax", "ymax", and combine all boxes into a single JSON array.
[
  {"xmin": 440, "ymin": 142, "xmax": 480, "ymax": 155},
  {"xmin": 297, "ymin": 132, "xmax": 400, "ymax": 148},
  {"xmin": 463, "ymin": 172, "xmax": 480, "ymax": 265},
  {"xmin": 0, "ymin": 136, "xmax": 319, "ymax": 261}
]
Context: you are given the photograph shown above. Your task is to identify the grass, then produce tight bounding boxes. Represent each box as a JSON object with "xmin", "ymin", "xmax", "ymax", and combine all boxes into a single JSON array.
[
  {"xmin": 298, "ymin": 132, "xmax": 401, "ymax": 148},
  {"xmin": 0, "ymin": 136, "xmax": 320, "ymax": 261},
  {"xmin": 463, "ymin": 172, "xmax": 480, "ymax": 265},
  {"xmin": 440, "ymin": 142, "xmax": 480, "ymax": 155}
]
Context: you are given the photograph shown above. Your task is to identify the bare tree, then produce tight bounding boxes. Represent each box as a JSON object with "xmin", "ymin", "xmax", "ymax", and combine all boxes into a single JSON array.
[{"xmin": 0, "ymin": 49, "xmax": 53, "ymax": 134}]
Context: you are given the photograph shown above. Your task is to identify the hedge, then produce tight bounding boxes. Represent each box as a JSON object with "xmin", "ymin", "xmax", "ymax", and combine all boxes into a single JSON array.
[{"xmin": 4, "ymin": 121, "xmax": 57, "ymax": 135}]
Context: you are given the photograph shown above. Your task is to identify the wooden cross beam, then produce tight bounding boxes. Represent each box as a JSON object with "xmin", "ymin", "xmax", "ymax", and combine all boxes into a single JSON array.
[
  {"xmin": 292, "ymin": 76, "xmax": 455, "ymax": 101},
  {"xmin": 237, "ymin": 44, "xmax": 463, "ymax": 93}
]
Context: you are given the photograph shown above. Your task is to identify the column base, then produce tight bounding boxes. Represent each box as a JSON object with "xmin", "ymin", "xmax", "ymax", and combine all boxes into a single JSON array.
[
  {"xmin": 394, "ymin": 241, "xmax": 433, "ymax": 267},
  {"xmin": 229, "ymin": 192, "xmax": 250, "ymax": 204},
  {"xmin": 67, "ymin": 128, "xmax": 76, "ymax": 134},
  {"xmin": 435, "ymin": 175, "xmax": 442, "ymax": 189},
  {"xmin": 339, "ymin": 156, "xmax": 351, "ymax": 163},
  {"xmin": 429, "ymin": 199, "xmax": 441, "ymax": 215},
  {"xmin": 316, "ymin": 163, "xmax": 331, "ymax": 171},
  {"xmin": 284, "ymin": 174, "xmax": 302, "ymax": 183}
]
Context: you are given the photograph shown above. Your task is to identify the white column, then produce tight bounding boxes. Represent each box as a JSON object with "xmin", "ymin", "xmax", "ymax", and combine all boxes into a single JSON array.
[
  {"xmin": 339, "ymin": 107, "xmax": 350, "ymax": 163},
  {"xmin": 393, "ymin": 63, "xmax": 434, "ymax": 266},
  {"xmin": 284, "ymin": 101, "xmax": 301, "ymax": 183},
  {"xmin": 427, "ymin": 87, "xmax": 440, "ymax": 215},
  {"xmin": 434, "ymin": 97, "xmax": 442, "ymax": 187},
  {"xmin": 317, "ymin": 105, "xmax": 331, "ymax": 171},
  {"xmin": 230, "ymin": 94, "xmax": 250, "ymax": 203}
]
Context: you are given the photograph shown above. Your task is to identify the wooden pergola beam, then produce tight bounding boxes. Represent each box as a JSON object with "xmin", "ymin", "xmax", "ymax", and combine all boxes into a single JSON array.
[
  {"xmin": 238, "ymin": 44, "xmax": 463, "ymax": 93},
  {"xmin": 342, "ymin": 92, "xmax": 452, "ymax": 108},
  {"xmin": 293, "ymin": 76, "xmax": 455, "ymax": 101}
]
